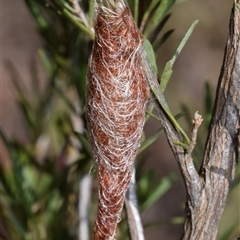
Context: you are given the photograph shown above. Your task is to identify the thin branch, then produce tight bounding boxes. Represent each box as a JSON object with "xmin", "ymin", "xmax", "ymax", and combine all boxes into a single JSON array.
[
  {"xmin": 187, "ymin": 111, "xmax": 203, "ymax": 155},
  {"xmin": 141, "ymin": 42, "xmax": 203, "ymax": 211},
  {"xmin": 141, "ymin": 2, "xmax": 239, "ymax": 239},
  {"xmin": 69, "ymin": 0, "xmax": 91, "ymax": 28},
  {"xmin": 182, "ymin": 1, "xmax": 240, "ymax": 239},
  {"xmin": 79, "ymin": 174, "xmax": 92, "ymax": 240},
  {"xmin": 125, "ymin": 168, "xmax": 144, "ymax": 240}
]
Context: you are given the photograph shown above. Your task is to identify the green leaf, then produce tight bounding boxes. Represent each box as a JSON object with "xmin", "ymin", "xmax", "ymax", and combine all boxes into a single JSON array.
[
  {"xmin": 0, "ymin": 129, "xmax": 20, "ymax": 171},
  {"xmin": 160, "ymin": 20, "xmax": 198, "ymax": 91},
  {"xmin": 141, "ymin": 110, "xmax": 186, "ymax": 153},
  {"xmin": 139, "ymin": 173, "xmax": 177, "ymax": 211},
  {"xmin": 88, "ymin": 0, "xmax": 95, "ymax": 27},
  {"xmin": 25, "ymin": 0, "xmax": 49, "ymax": 29},
  {"xmin": 43, "ymin": 190, "xmax": 63, "ymax": 226},
  {"xmin": 75, "ymin": 132, "xmax": 92, "ymax": 154},
  {"xmin": 29, "ymin": 59, "xmax": 40, "ymax": 96},
  {"xmin": 21, "ymin": 166, "xmax": 47, "ymax": 197},
  {"xmin": 153, "ymin": 29, "xmax": 175, "ymax": 51},
  {"xmin": 149, "ymin": 13, "xmax": 172, "ymax": 44},
  {"xmin": 127, "ymin": 0, "xmax": 139, "ymax": 23},
  {"xmin": 143, "ymin": 0, "xmax": 176, "ymax": 37},
  {"xmin": 0, "ymin": 164, "xmax": 16, "ymax": 202},
  {"xmin": 38, "ymin": 49, "xmax": 54, "ymax": 76},
  {"xmin": 143, "ymin": 39, "xmax": 158, "ymax": 75},
  {"xmin": 141, "ymin": 23, "xmax": 197, "ymax": 146},
  {"xmin": 52, "ymin": 79, "xmax": 76, "ymax": 112},
  {"xmin": 138, "ymin": 127, "xmax": 163, "ymax": 153},
  {"xmin": 18, "ymin": 96, "xmax": 36, "ymax": 129},
  {"xmin": 170, "ymin": 216, "xmax": 185, "ymax": 224},
  {"xmin": 145, "ymin": 110, "xmax": 161, "ymax": 122},
  {"xmin": 4, "ymin": 214, "xmax": 28, "ymax": 239},
  {"xmin": 5, "ymin": 61, "xmax": 27, "ymax": 96},
  {"xmin": 62, "ymin": 8, "xmax": 94, "ymax": 39},
  {"xmin": 140, "ymin": 0, "xmax": 161, "ymax": 32},
  {"xmin": 145, "ymin": 103, "xmax": 155, "ymax": 122}
]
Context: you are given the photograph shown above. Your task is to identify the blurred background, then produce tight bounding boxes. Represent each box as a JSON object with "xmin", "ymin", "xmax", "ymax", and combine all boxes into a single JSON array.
[{"xmin": 1, "ymin": 0, "xmax": 239, "ymax": 239}]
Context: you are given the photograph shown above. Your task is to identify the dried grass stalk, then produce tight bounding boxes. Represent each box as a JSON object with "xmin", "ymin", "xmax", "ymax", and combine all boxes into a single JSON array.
[{"xmin": 86, "ymin": 1, "xmax": 149, "ymax": 239}]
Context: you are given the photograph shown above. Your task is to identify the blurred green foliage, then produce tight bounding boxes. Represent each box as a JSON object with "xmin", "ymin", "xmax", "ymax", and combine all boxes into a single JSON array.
[{"xmin": 1, "ymin": 0, "xmax": 239, "ymax": 240}]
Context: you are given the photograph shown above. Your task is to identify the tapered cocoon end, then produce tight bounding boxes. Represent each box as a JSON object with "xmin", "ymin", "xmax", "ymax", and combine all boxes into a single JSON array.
[{"xmin": 86, "ymin": 1, "xmax": 149, "ymax": 239}]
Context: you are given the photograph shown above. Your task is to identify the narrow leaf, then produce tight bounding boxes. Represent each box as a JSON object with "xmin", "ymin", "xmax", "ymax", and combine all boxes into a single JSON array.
[
  {"xmin": 153, "ymin": 29, "xmax": 175, "ymax": 51},
  {"xmin": 141, "ymin": 174, "xmax": 177, "ymax": 211},
  {"xmin": 143, "ymin": 0, "xmax": 176, "ymax": 37},
  {"xmin": 143, "ymin": 38, "xmax": 158, "ymax": 74},
  {"xmin": 25, "ymin": 0, "xmax": 49, "ymax": 29},
  {"xmin": 18, "ymin": 96, "xmax": 36, "ymax": 129},
  {"xmin": 5, "ymin": 61, "xmax": 27, "ymax": 95},
  {"xmin": 145, "ymin": 110, "xmax": 161, "ymax": 122},
  {"xmin": 38, "ymin": 49, "xmax": 54, "ymax": 76},
  {"xmin": 149, "ymin": 13, "xmax": 172, "ymax": 44},
  {"xmin": 140, "ymin": 47, "xmax": 190, "ymax": 144},
  {"xmin": 88, "ymin": 0, "xmax": 95, "ymax": 27},
  {"xmin": 141, "ymin": 111, "xmax": 186, "ymax": 153},
  {"xmin": 140, "ymin": 0, "xmax": 161, "ymax": 32},
  {"xmin": 138, "ymin": 127, "xmax": 163, "ymax": 153},
  {"xmin": 127, "ymin": 0, "xmax": 139, "ymax": 23},
  {"xmin": 160, "ymin": 20, "xmax": 198, "ymax": 91}
]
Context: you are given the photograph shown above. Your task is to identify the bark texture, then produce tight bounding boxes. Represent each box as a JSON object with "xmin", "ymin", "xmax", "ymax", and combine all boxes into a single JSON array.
[
  {"xmin": 182, "ymin": 2, "xmax": 240, "ymax": 239},
  {"xmin": 141, "ymin": 1, "xmax": 239, "ymax": 239}
]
